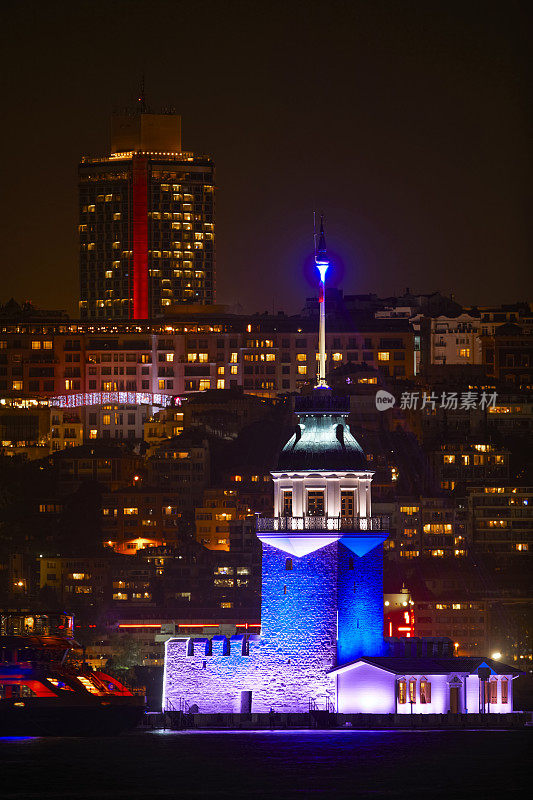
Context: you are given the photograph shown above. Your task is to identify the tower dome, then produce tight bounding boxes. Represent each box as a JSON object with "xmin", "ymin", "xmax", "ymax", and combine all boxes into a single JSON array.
[{"xmin": 277, "ymin": 396, "xmax": 367, "ymax": 473}]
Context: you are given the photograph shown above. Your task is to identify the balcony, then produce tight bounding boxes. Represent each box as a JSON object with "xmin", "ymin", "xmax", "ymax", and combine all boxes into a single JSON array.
[
  {"xmin": 256, "ymin": 515, "xmax": 389, "ymax": 532},
  {"xmin": 256, "ymin": 515, "xmax": 389, "ymax": 557}
]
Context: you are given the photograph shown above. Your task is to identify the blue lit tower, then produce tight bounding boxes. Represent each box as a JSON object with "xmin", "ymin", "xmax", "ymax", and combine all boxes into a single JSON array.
[{"xmin": 257, "ymin": 221, "xmax": 389, "ymax": 683}]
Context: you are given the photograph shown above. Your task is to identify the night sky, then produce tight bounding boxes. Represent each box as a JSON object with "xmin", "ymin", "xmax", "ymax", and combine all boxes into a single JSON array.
[{"xmin": 0, "ymin": 0, "xmax": 530, "ymax": 316}]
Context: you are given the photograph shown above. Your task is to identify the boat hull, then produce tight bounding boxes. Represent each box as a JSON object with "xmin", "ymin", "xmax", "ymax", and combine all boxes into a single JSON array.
[{"xmin": 0, "ymin": 699, "xmax": 145, "ymax": 737}]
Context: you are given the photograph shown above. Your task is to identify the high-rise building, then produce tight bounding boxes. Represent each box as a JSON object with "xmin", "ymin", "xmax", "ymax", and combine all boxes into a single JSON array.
[{"xmin": 79, "ymin": 106, "xmax": 215, "ymax": 320}]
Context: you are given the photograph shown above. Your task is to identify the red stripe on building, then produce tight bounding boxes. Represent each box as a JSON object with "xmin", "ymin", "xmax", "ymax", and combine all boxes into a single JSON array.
[{"xmin": 132, "ymin": 156, "xmax": 149, "ymax": 319}]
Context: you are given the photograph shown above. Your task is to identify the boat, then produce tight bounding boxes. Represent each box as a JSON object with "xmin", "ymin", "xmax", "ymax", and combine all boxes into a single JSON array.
[{"xmin": 0, "ymin": 612, "xmax": 144, "ymax": 736}]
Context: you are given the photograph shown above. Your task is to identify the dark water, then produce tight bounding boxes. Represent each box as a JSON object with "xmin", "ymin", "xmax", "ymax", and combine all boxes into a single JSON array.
[{"xmin": 0, "ymin": 729, "xmax": 530, "ymax": 799}]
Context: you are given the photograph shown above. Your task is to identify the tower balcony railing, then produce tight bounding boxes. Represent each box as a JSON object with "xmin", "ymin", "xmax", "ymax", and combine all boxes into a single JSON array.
[{"xmin": 256, "ymin": 515, "xmax": 389, "ymax": 532}]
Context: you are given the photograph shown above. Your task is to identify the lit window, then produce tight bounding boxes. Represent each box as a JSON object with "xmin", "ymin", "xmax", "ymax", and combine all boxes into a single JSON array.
[
  {"xmin": 31, "ymin": 341, "xmax": 41, "ymax": 350},
  {"xmin": 307, "ymin": 490, "xmax": 325, "ymax": 516},
  {"xmin": 462, "ymin": 455, "xmax": 470, "ymax": 465},
  {"xmin": 187, "ymin": 353, "xmax": 197, "ymax": 362},
  {"xmin": 230, "ymin": 352, "xmax": 238, "ymax": 363},
  {"xmin": 105, "ymin": 271, "xmax": 113, "ymax": 279},
  {"xmin": 233, "ymin": 475, "xmax": 242, "ymax": 482},
  {"xmin": 332, "ymin": 353, "xmax": 342, "ymax": 362},
  {"xmin": 198, "ymin": 353, "xmax": 209, "ymax": 363},
  {"xmin": 265, "ymin": 353, "xmax": 275, "ymax": 361},
  {"xmin": 43, "ymin": 341, "xmax": 53, "ymax": 349},
  {"xmin": 199, "ymin": 379, "xmax": 210, "ymax": 391},
  {"xmin": 409, "ymin": 679, "xmax": 417, "ymax": 703},
  {"xmin": 296, "ymin": 354, "xmax": 306, "ymax": 362},
  {"xmin": 378, "ymin": 352, "xmax": 390, "ymax": 361},
  {"xmin": 341, "ymin": 491, "xmax": 354, "ymax": 517},
  {"xmin": 165, "ymin": 353, "xmax": 174, "ymax": 362},
  {"xmin": 516, "ymin": 543, "xmax": 528, "ymax": 551},
  {"xmin": 12, "ymin": 381, "xmax": 23, "ymax": 391},
  {"xmin": 282, "ymin": 490, "xmax": 293, "ymax": 516},
  {"xmin": 158, "ymin": 380, "xmax": 165, "ymax": 390},
  {"xmin": 297, "ymin": 365, "xmax": 307, "ymax": 375},
  {"xmin": 420, "ymin": 680, "xmax": 431, "ymax": 704},
  {"xmin": 443, "ymin": 455, "xmax": 455, "ymax": 464},
  {"xmin": 400, "ymin": 506, "xmax": 419, "ymax": 515},
  {"xmin": 217, "ymin": 379, "xmax": 225, "ymax": 389},
  {"xmin": 123, "ymin": 508, "xmax": 138, "ymax": 515},
  {"xmin": 89, "ymin": 429, "xmax": 97, "ymax": 439},
  {"xmin": 397, "ymin": 680, "xmax": 407, "ymax": 704},
  {"xmin": 103, "ymin": 414, "xmax": 111, "ymax": 425},
  {"xmin": 217, "ymin": 366, "xmax": 224, "ymax": 375},
  {"xmin": 230, "ymin": 365, "xmax": 238, "ymax": 375},
  {"xmin": 458, "ymin": 348, "xmax": 471, "ymax": 358}
]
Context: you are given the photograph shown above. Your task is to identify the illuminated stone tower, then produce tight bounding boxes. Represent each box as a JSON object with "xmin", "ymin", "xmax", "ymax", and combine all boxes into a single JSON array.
[
  {"xmin": 163, "ymin": 222, "xmax": 389, "ymax": 712},
  {"xmin": 257, "ymin": 222, "xmax": 388, "ymax": 669},
  {"xmin": 163, "ymin": 223, "xmax": 520, "ymax": 716}
]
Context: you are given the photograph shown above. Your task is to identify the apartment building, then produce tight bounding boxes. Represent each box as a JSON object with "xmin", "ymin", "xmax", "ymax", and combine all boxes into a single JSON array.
[
  {"xmin": 467, "ymin": 485, "xmax": 532, "ymax": 557},
  {"xmin": 430, "ymin": 441, "xmax": 510, "ymax": 493},
  {"xmin": 414, "ymin": 600, "xmax": 489, "ymax": 656},
  {"xmin": 79, "ymin": 109, "xmax": 215, "ymax": 319},
  {"xmin": 382, "ymin": 497, "xmax": 467, "ymax": 560}
]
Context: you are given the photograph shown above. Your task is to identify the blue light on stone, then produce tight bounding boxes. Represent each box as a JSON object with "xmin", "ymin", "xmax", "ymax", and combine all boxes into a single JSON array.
[{"xmin": 339, "ymin": 533, "xmax": 389, "ymax": 558}]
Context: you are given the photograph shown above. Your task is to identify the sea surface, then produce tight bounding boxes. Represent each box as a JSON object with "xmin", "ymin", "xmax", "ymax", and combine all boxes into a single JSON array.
[{"xmin": 0, "ymin": 729, "xmax": 530, "ymax": 799}]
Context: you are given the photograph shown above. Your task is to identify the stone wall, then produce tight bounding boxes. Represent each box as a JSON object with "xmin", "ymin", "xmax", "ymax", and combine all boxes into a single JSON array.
[{"xmin": 337, "ymin": 543, "xmax": 386, "ymax": 664}]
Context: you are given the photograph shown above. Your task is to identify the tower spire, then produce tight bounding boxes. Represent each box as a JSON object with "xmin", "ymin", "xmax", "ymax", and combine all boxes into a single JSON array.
[{"xmin": 315, "ymin": 214, "xmax": 330, "ymax": 388}]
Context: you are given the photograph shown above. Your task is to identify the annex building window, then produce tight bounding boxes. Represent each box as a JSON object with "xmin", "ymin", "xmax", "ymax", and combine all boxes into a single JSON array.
[
  {"xmin": 420, "ymin": 679, "xmax": 431, "ymax": 704},
  {"xmin": 397, "ymin": 680, "xmax": 407, "ymax": 704},
  {"xmin": 501, "ymin": 679, "xmax": 508, "ymax": 704}
]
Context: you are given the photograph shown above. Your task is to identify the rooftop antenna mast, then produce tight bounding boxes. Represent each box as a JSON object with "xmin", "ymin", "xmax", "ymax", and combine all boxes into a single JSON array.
[
  {"xmin": 314, "ymin": 213, "xmax": 330, "ymax": 389},
  {"xmin": 138, "ymin": 75, "xmax": 147, "ymax": 113}
]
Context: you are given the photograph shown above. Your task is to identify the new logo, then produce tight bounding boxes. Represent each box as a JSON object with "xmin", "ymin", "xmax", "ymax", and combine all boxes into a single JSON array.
[{"xmin": 375, "ymin": 390, "xmax": 396, "ymax": 411}]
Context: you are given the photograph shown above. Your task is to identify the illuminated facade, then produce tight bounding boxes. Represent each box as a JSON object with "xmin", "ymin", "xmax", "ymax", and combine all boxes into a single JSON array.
[{"xmin": 79, "ymin": 110, "xmax": 215, "ymax": 320}]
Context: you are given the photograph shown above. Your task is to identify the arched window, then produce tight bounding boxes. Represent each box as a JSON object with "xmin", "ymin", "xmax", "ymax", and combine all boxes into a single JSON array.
[
  {"xmin": 409, "ymin": 678, "xmax": 417, "ymax": 703},
  {"xmin": 285, "ymin": 558, "xmax": 293, "ymax": 571},
  {"xmin": 420, "ymin": 678, "xmax": 431, "ymax": 704},
  {"xmin": 489, "ymin": 678, "xmax": 498, "ymax": 704},
  {"xmin": 397, "ymin": 679, "xmax": 407, "ymax": 704},
  {"xmin": 501, "ymin": 678, "xmax": 508, "ymax": 704}
]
